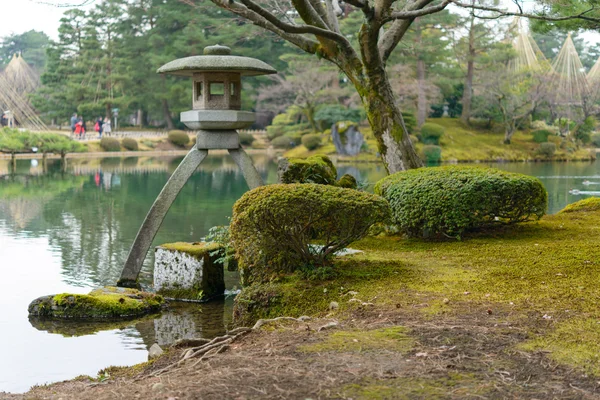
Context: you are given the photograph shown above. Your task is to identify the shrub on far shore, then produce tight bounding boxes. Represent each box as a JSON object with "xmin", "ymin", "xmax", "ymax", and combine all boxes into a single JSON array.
[
  {"xmin": 422, "ymin": 145, "xmax": 442, "ymax": 163},
  {"xmin": 168, "ymin": 130, "xmax": 190, "ymax": 147},
  {"xmin": 301, "ymin": 133, "xmax": 322, "ymax": 150},
  {"xmin": 271, "ymin": 136, "xmax": 296, "ymax": 149},
  {"xmin": 239, "ymin": 132, "xmax": 255, "ymax": 146},
  {"xmin": 537, "ymin": 142, "xmax": 556, "ymax": 158},
  {"xmin": 230, "ymin": 184, "xmax": 391, "ymax": 284},
  {"xmin": 419, "ymin": 123, "xmax": 445, "ymax": 145},
  {"xmin": 375, "ymin": 166, "xmax": 547, "ymax": 239},
  {"xmin": 121, "ymin": 138, "xmax": 138, "ymax": 151},
  {"xmin": 532, "ymin": 129, "xmax": 553, "ymax": 143},
  {"xmin": 100, "ymin": 137, "xmax": 121, "ymax": 152},
  {"xmin": 591, "ymin": 133, "xmax": 600, "ymax": 147}
]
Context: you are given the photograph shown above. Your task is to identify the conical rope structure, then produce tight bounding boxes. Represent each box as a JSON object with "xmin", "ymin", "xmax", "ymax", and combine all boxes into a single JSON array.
[
  {"xmin": 0, "ymin": 54, "xmax": 47, "ymax": 131},
  {"xmin": 548, "ymin": 34, "xmax": 590, "ymax": 108},
  {"xmin": 507, "ymin": 19, "xmax": 549, "ymax": 75},
  {"xmin": 586, "ymin": 55, "xmax": 600, "ymax": 102}
]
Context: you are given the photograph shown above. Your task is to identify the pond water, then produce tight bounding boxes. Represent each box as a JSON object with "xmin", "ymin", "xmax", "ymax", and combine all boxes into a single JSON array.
[{"xmin": 0, "ymin": 154, "xmax": 599, "ymax": 393}]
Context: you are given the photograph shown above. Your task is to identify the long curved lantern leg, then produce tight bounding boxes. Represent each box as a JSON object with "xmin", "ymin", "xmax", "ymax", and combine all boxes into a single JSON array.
[
  {"xmin": 228, "ymin": 147, "xmax": 264, "ymax": 189},
  {"xmin": 117, "ymin": 148, "xmax": 209, "ymax": 288}
]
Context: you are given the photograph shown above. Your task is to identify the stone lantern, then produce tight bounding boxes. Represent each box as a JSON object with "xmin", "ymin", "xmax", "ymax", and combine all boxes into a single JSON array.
[{"xmin": 117, "ymin": 45, "xmax": 276, "ymax": 289}]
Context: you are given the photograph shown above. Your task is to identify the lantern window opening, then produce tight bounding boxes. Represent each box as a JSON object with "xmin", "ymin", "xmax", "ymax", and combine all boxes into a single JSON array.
[
  {"xmin": 195, "ymin": 81, "xmax": 203, "ymax": 101},
  {"xmin": 230, "ymin": 82, "xmax": 238, "ymax": 97},
  {"xmin": 210, "ymin": 82, "xmax": 225, "ymax": 96}
]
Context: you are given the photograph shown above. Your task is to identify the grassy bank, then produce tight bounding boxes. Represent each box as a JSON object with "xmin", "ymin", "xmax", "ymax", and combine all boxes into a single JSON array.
[
  {"xmin": 284, "ymin": 118, "xmax": 597, "ymax": 163},
  {"xmin": 15, "ymin": 199, "xmax": 600, "ymax": 399}
]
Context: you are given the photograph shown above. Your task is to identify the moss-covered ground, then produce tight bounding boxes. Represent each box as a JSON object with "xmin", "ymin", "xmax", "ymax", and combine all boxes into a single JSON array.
[
  {"xmin": 12, "ymin": 201, "xmax": 600, "ymax": 399},
  {"xmin": 285, "ymin": 118, "xmax": 597, "ymax": 163}
]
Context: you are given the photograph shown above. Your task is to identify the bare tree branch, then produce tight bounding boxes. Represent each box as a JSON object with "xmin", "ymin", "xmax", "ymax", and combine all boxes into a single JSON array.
[
  {"xmin": 208, "ymin": 0, "xmax": 319, "ymax": 54},
  {"xmin": 451, "ymin": 0, "xmax": 600, "ymax": 23},
  {"xmin": 237, "ymin": 0, "xmax": 348, "ymax": 44},
  {"xmin": 378, "ymin": 0, "xmax": 436, "ymax": 64},
  {"xmin": 384, "ymin": 0, "xmax": 451, "ymax": 23}
]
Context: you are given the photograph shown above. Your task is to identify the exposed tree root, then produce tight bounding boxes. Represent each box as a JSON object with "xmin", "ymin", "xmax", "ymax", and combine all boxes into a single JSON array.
[{"xmin": 151, "ymin": 316, "xmax": 312, "ymax": 377}]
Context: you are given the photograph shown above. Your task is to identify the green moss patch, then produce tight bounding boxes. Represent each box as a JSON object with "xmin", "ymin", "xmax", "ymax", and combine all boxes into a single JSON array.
[
  {"xmin": 28, "ymin": 287, "xmax": 164, "ymax": 319},
  {"xmin": 559, "ymin": 197, "xmax": 600, "ymax": 213},
  {"xmin": 341, "ymin": 373, "xmax": 487, "ymax": 399},
  {"xmin": 159, "ymin": 241, "xmax": 222, "ymax": 259},
  {"xmin": 299, "ymin": 326, "xmax": 413, "ymax": 353},
  {"xmin": 520, "ymin": 318, "xmax": 600, "ymax": 376}
]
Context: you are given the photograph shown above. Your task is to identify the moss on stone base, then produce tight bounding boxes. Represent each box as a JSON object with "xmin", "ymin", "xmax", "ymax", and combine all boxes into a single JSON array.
[
  {"xmin": 278, "ymin": 154, "xmax": 338, "ymax": 185},
  {"xmin": 159, "ymin": 241, "xmax": 222, "ymax": 259},
  {"xmin": 28, "ymin": 287, "xmax": 165, "ymax": 319}
]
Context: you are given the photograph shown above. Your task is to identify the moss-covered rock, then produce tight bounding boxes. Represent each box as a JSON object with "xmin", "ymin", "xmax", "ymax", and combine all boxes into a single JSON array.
[
  {"xmin": 337, "ymin": 173, "xmax": 358, "ymax": 189},
  {"xmin": 277, "ymin": 154, "xmax": 337, "ymax": 185},
  {"xmin": 559, "ymin": 197, "xmax": 600, "ymax": 213},
  {"xmin": 28, "ymin": 287, "xmax": 165, "ymax": 319}
]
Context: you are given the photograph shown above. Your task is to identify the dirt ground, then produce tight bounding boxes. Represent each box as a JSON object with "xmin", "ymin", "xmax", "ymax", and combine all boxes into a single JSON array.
[{"xmin": 6, "ymin": 302, "xmax": 600, "ymax": 400}]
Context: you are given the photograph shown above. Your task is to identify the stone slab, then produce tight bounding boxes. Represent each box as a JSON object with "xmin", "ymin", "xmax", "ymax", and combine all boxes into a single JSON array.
[
  {"xmin": 195, "ymin": 130, "xmax": 240, "ymax": 150},
  {"xmin": 181, "ymin": 110, "xmax": 255, "ymax": 130}
]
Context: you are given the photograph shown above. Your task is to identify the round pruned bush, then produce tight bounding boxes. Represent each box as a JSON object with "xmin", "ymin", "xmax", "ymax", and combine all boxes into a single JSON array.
[
  {"xmin": 422, "ymin": 145, "xmax": 442, "ymax": 163},
  {"xmin": 537, "ymin": 142, "xmax": 556, "ymax": 158},
  {"xmin": 591, "ymin": 133, "xmax": 600, "ymax": 147},
  {"xmin": 301, "ymin": 133, "xmax": 322, "ymax": 150},
  {"xmin": 271, "ymin": 135, "xmax": 296, "ymax": 149},
  {"xmin": 231, "ymin": 184, "xmax": 391, "ymax": 284},
  {"xmin": 532, "ymin": 129, "xmax": 553, "ymax": 143},
  {"xmin": 168, "ymin": 130, "xmax": 190, "ymax": 147},
  {"xmin": 419, "ymin": 123, "xmax": 445, "ymax": 145},
  {"xmin": 239, "ymin": 132, "xmax": 255, "ymax": 146},
  {"xmin": 121, "ymin": 137, "xmax": 138, "ymax": 151},
  {"xmin": 100, "ymin": 137, "xmax": 121, "ymax": 152},
  {"xmin": 374, "ymin": 166, "xmax": 547, "ymax": 239}
]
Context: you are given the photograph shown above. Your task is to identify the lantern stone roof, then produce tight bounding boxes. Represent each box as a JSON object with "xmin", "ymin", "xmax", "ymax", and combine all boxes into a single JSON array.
[{"xmin": 157, "ymin": 45, "xmax": 276, "ymax": 77}]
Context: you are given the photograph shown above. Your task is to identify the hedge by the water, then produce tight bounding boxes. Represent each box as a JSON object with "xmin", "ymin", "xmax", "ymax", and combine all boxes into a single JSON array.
[
  {"xmin": 231, "ymin": 184, "xmax": 390, "ymax": 284},
  {"xmin": 374, "ymin": 166, "xmax": 547, "ymax": 238},
  {"xmin": 168, "ymin": 130, "xmax": 190, "ymax": 147}
]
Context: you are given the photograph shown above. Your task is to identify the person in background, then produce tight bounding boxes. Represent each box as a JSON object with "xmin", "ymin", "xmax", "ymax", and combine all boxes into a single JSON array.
[
  {"xmin": 95, "ymin": 117, "xmax": 104, "ymax": 138},
  {"xmin": 103, "ymin": 119, "xmax": 112, "ymax": 136},
  {"xmin": 74, "ymin": 119, "xmax": 84, "ymax": 139},
  {"xmin": 70, "ymin": 113, "xmax": 78, "ymax": 135}
]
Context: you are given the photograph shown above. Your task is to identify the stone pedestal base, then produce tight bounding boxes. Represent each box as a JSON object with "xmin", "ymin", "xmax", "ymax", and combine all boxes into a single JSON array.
[{"xmin": 154, "ymin": 242, "xmax": 225, "ymax": 302}]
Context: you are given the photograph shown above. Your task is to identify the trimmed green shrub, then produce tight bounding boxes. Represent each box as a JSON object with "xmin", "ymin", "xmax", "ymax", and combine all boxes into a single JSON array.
[
  {"xmin": 121, "ymin": 138, "xmax": 138, "ymax": 151},
  {"xmin": 537, "ymin": 142, "xmax": 556, "ymax": 158},
  {"xmin": 591, "ymin": 133, "xmax": 600, "ymax": 147},
  {"xmin": 422, "ymin": 145, "xmax": 442, "ymax": 163},
  {"xmin": 301, "ymin": 133, "xmax": 322, "ymax": 150},
  {"xmin": 575, "ymin": 116, "xmax": 596, "ymax": 144},
  {"xmin": 231, "ymin": 184, "xmax": 391, "ymax": 284},
  {"xmin": 419, "ymin": 123, "xmax": 445, "ymax": 145},
  {"xmin": 532, "ymin": 129, "xmax": 553, "ymax": 143},
  {"xmin": 278, "ymin": 155, "xmax": 337, "ymax": 185},
  {"xmin": 239, "ymin": 132, "xmax": 255, "ymax": 146},
  {"xmin": 100, "ymin": 137, "xmax": 121, "ymax": 152},
  {"xmin": 375, "ymin": 166, "xmax": 547, "ymax": 238},
  {"xmin": 168, "ymin": 130, "xmax": 190, "ymax": 147},
  {"xmin": 271, "ymin": 136, "xmax": 296, "ymax": 149}
]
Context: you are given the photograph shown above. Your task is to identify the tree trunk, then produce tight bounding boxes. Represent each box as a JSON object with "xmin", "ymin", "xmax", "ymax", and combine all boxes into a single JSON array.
[
  {"xmin": 358, "ymin": 78, "xmax": 424, "ymax": 172},
  {"xmin": 161, "ymin": 99, "xmax": 175, "ymax": 130},
  {"xmin": 461, "ymin": 14, "xmax": 476, "ymax": 125},
  {"xmin": 137, "ymin": 109, "xmax": 143, "ymax": 127},
  {"xmin": 504, "ymin": 120, "xmax": 516, "ymax": 144},
  {"xmin": 416, "ymin": 59, "xmax": 427, "ymax": 127}
]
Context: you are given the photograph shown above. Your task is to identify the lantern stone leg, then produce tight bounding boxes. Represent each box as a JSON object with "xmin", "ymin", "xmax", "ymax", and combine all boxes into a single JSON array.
[
  {"xmin": 229, "ymin": 147, "xmax": 264, "ymax": 189},
  {"xmin": 117, "ymin": 148, "xmax": 209, "ymax": 288}
]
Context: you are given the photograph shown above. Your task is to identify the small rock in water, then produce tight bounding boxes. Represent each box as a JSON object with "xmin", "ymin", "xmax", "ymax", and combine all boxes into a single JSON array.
[
  {"xmin": 149, "ymin": 343, "xmax": 164, "ymax": 359},
  {"xmin": 329, "ymin": 301, "xmax": 339, "ymax": 310},
  {"xmin": 152, "ymin": 382, "xmax": 165, "ymax": 392}
]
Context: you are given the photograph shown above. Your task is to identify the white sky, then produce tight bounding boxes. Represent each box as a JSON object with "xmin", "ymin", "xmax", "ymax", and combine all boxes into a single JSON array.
[
  {"xmin": 0, "ymin": 0, "xmax": 598, "ymax": 46},
  {"xmin": 0, "ymin": 0, "xmax": 95, "ymax": 40}
]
